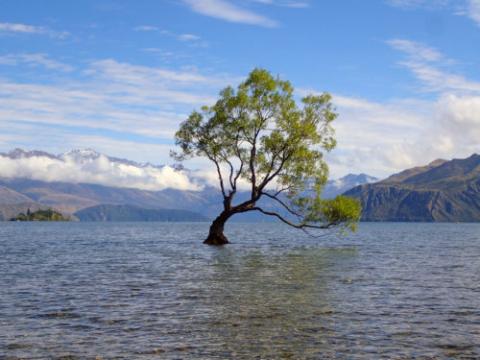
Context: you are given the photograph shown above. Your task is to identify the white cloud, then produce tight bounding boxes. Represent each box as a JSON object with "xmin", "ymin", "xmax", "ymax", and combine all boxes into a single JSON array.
[
  {"xmin": 467, "ymin": 0, "xmax": 480, "ymax": 25},
  {"xmin": 1, "ymin": 39, "xmax": 477, "ymax": 184},
  {"xmin": 138, "ymin": 28, "xmax": 208, "ymax": 46},
  {"xmin": 178, "ymin": 33, "xmax": 201, "ymax": 41},
  {"xmin": 387, "ymin": 0, "xmax": 450, "ymax": 9},
  {"xmin": 88, "ymin": 58, "xmax": 214, "ymax": 84},
  {"xmin": 0, "ymin": 58, "xmax": 235, "ymax": 145},
  {"xmin": 252, "ymin": 0, "xmax": 309, "ymax": 7},
  {"xmin": 387, "ymin": 0, "xmax": 480, "ymax": 27},
  {"xmin": 402, "ymin": 61, "xmax": 480, "ymax": 93},
  {"xmin": 183, "ymin": 0, "xmax": 278, "ymax": 27},
  {"xmin": 434, "ymin": 94, "xmax": 480, "ymax": 146},
  {"xmin": 0, "ymin": 53, "xmax": 73, "ymax": 72},
  {"xmin": 388, "ymin": 38, "xmax": 480, "ymax": 94},
  {"xmin": 323, "ymin": 94, "xmax": 479, "ymax": 178},
  {"xmin": 387, "ymin": 39, "xmax": 445, "ymax": 63},
  {"xmin": 133, "ymin": 25, "xmax": 159, "ymax": 31},
  {"xmin": 0, "ymin": 22, "xmax": 41, "ymax": 33},
  {"xmin": 0, "ymin": 151, "xmax": 200, "ymax": 191},
  {"xmin": 0, "ymin": 22, "xmax": 69, "ymax": 39},
  {"xmin": 322, "ymin": 39, "xmax": 480, "ymax": 178}
]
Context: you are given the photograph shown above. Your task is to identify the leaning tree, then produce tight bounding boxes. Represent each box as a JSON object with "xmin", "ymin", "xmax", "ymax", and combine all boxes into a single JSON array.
[{"xmin": 172, "ymin": 69, "xmax": 360, "ymax": 245}]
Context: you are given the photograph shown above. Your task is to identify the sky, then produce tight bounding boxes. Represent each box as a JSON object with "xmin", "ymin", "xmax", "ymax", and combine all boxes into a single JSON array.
[{"xmin": 1, "ymin": 0, "xmax": 480, "ymax": 181}]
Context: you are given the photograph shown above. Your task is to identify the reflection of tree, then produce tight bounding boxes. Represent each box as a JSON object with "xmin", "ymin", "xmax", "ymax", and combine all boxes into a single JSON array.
[{"xmin": 199, "ymin": 248, "xmax": 358, "ymax": 358}]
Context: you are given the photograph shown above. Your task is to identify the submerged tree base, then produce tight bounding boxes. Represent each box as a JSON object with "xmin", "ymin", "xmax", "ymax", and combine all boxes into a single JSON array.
[{"xmin": 203, "ymin": 232, "xmax": 229, "ymax": 246}]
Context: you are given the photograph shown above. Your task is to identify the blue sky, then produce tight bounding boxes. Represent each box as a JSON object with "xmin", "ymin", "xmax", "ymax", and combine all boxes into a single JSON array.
[{"xmin": 1, "ymin": 0, "xmax": 479, "ymax": 178}]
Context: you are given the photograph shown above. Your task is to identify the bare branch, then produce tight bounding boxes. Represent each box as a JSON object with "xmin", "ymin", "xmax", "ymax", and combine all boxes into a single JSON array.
[
  {"xmin": 249, "ymin": 128, "xmax": 260, "ymax": 199},
  {"xmin": 260, "ymin": 191, "xmax": 302, "ymax": 217},
  {"xmin": 219, "ymin": 155, "xmax": 235, "ymax": 192},
  {"xmin": 273, "ymin": 186, "xmax": 292, "ymax": 197},
  {"xmin": 207, "ymin": 154, "xmax": 227, "ymax": 198},
  {"xmin": 249, "ymin": 207, "xmax": 335, "ymax": 230},
  {"xmin": 232, "ymin": 134, "xmax": 244, "ymax": 190},
  {"xmin": 258, "ymin": 149, "xmax": 292, "ymax": 192}
]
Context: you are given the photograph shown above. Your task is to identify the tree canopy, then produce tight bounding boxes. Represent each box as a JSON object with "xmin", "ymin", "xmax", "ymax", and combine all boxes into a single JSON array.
[{"xmin": 172, "ymin": 68, "xmax": 361, "ymax": 245}]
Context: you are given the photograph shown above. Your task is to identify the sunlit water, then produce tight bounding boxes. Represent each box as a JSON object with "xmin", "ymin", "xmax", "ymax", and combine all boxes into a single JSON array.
[{"xmin": 1, "ymin": 222, "xmax": 479, "ymax": 359}]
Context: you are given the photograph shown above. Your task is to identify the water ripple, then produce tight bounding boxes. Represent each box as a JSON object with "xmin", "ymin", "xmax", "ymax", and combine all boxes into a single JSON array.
[{"xmin": 0, "ymin": 222, "xmax": 479, "ymax": 359}]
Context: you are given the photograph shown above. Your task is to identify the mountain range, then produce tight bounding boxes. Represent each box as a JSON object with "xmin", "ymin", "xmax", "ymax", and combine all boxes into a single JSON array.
[
  {"xmin": 75, "ymin": 204, "xmax": 208, "ymax": 222},
  {"xmin": 0, "ymin": 148, "xmax": 377, "ymax": 221},
  {"xmin": 345, "ymin": 153, "xmax": 480, "ymax": 222}
]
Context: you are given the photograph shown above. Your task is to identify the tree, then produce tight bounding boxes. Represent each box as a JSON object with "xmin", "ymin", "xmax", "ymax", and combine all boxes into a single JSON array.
[{"xmin": 172, "ymin": 69, "xmax": 361, "ymax": 245}]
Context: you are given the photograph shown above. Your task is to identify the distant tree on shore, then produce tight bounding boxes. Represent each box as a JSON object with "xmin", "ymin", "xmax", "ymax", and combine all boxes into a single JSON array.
[
  {"xmin": 172, "ymin": 68, "xmax": 360, "ymax": 245},
  {"xmin": 10, "ymin": 209, "xmax": 69, "ymax": 221}
]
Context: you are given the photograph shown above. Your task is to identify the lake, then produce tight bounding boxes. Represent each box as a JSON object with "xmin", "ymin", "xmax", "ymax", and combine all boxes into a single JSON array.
[{"xmin": 1, "ymin": 222, "xmax": 479, "ymax": 359}]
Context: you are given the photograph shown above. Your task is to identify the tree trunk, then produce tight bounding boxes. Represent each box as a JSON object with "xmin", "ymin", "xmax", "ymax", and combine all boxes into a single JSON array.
[{"xmin": 204, "ymin": 211, "xmax": 231, "ymax": 245}]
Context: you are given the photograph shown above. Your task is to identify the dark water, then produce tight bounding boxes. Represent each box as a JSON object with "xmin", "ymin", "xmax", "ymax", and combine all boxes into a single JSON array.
[{"xmin": 1, "ymin": 222, "xmax": 479, "ymax": 359}]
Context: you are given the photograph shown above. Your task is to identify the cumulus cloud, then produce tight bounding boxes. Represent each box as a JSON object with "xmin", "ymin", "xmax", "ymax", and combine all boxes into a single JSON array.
[
  {"xmin": 0, "ymin": 151, "xmax": 201, "ymax": 191},
  {"xmin": 301, "ymin": 43, "xmax": 480, "ymax": 179},
  {"xmin": 434, "ymin": 94, "xmax": 480, "ymax": 147},
  {"xmin": 324, "ymin": 96, "xmax": 458, "ymax": 178}
]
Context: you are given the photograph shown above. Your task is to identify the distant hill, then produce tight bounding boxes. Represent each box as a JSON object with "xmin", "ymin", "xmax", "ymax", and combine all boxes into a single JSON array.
[
  {"xmin": 0, "ymin": 177, "xmax": 221, "ymax": 217},
  {"xmin": 74, "ymin": 204, "xmax": 208, "ymax": 222},
  {"xmin": 0, "ymin": 148, "xmax": 376, "ymax": 221},
  {"xmin": 345, "ymin": 154, "xmax": 480, "ymax": 222},
  {"xmin": 0, "ymin": 175, "xmax": 374, "ymax": 221}
]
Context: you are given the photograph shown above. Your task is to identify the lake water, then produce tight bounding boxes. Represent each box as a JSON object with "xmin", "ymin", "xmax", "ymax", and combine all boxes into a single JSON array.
[{"xmin": 1, "ymin": 222, "xmax": 479, "ymax": 359}]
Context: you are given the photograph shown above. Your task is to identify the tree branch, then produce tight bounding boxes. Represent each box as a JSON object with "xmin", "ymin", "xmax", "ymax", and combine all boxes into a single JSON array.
[
  {"xmin": 273, "ymin": 186, "xmax": 292, "ymax": 197},
  {"xmin": 249, "ymin": 129, "xmax": 260, "ymax": 199},
  {"xmin": 258, "ymin": 149, "xmax": 292, "ymax": 192},
  {"xmin": 249, "ymin": 207, "xmax": 335, "ymax": 230},
  {"xmin": 207, "ymin": 154, "xmax": 227, "ymax": 199},
  {"xmin": 232, "ymin": 134, "xmax": 244, "ymax": 190},
  {"xmin": 260, "ymin": 191, "xmax": 302, "ymax": 217}
]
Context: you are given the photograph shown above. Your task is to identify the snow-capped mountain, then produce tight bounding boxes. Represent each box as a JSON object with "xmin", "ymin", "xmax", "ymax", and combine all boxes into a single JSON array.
[
  {"xmin": 322, "ymin": 173, "xmax": 379, "ymax": 199},
  {"xmin": 0, "ymin": 148, "xmax": 198, "ymax": 192},
  {"xmin": 59, "ymin": 148, "xmax": 164, "ymax": 169},
  {"xmin": 3, "ymin": 148, "xmax": 59, "ymax": 160}
]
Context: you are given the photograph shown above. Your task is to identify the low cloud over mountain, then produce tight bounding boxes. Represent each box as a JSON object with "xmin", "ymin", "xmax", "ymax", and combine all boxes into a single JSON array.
[{"xmin": 0, "ymin": 148, "xmax": 200, "ymax": 191}]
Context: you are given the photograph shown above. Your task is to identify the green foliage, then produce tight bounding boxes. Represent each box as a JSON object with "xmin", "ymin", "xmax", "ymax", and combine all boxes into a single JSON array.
[
  {"xmin": 319, "ymin": 196, "xmax": 362, "ymax": 231},
  {"xmin": 10, "ymin": 209, "xmax": 69, "ymax": 221},
  {"xmin": 172, "ymin": 68, "xmax": 360, "ymax": 232}
]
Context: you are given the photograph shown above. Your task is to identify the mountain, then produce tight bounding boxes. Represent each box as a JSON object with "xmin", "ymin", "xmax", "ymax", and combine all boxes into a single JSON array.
[
  {"xmin": 75, "ymin": 204, "xmax": 208, "ymax": 222},
  {"xmin": 0, "ymin": 185, "xmax": 35, "ymax": 204},
  {"xmin": 322, "ymin": 173, "xmax": 378, "ymax": 198},
  {"xmin": 0, "ymin": 177, "xmax": 221, "ymax": 216},
  {"xmin": 345, "ymin": 154, "xmax": 480, "ymax": 222},
  {"xmin": 0, "ymin": 148, "xmax": 376, "ymax": 221},
  {"xmin": 1, "ymin": 148, "xmax": 164, "ymax": 169}
]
